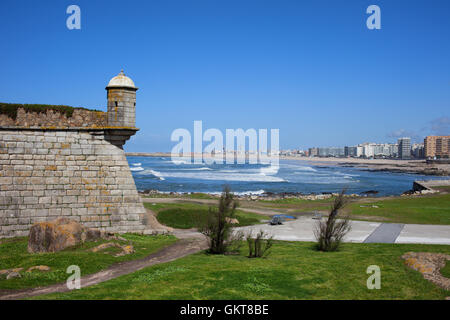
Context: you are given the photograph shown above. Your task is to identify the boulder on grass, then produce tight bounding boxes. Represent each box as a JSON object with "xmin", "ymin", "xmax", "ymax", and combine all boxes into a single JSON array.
[
  {"xmin": 6, "ymin": 272, "xmax": 21, "ymax": 280},
  {"xmin": 225, "ymin": 217, "xmax": 239, "ymax": 225},
  {"xmin": 26, "ymin": 265, "xmax": 51, "ymax": 272},
  {"xmin": 27, "ymin": 218, "xmax": 102, "ymax": 253},
  {"xmin": 90, "ymin": 242, "xmax": 135, "ymax": 257}
]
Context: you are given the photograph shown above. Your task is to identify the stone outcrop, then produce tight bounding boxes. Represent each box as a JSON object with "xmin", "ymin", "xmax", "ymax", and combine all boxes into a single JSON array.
[
  {"xmin": 26, "ymin": 265, "xmax": 51, "ymax": 272},
  {"xmin": 402, "ymin": 252, "xmax": 450, "ymax": 290},
  {"xmin": 27, "ymin": 218, "xmax": 104, "ymax": 253},
  {"xmin": 225, "ymin": 217, "xmax": 239, "ymax": 225},
  {"xmin": 90, "ymin": 242, "xmax": 135, "ymax": 257},
  {"xmin": 0, "ymin": 265, "xmax": 51, "ymax": 280},
  {"xmin": 0, "ymin": 268, "xmax": 23, "ymax": 277}
]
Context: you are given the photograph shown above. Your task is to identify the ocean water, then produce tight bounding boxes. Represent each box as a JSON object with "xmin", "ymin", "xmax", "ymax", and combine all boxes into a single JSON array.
[{"xmin": 127, "ymin": 156, "xmax": 447, "ymax": 196}]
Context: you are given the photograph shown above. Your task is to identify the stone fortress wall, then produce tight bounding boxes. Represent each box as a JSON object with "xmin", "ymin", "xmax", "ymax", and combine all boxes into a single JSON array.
[
  {"xmin": 0, "ymin": 71, "xmax": 151, "ymax": 238},
  {"xmin": 0, "ymin": 106, "xmax": 107, "ymax": 128}
]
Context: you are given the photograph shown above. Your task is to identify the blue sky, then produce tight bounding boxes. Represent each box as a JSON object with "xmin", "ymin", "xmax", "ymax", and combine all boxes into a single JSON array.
[{"xmin": 1, "ymin": 0, "xmax": 449, "ymax": 152}]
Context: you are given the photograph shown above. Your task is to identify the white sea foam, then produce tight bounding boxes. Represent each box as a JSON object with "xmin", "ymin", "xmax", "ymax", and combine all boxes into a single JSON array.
[
  {"xmin": 335, "ymin": 172, "xmax": 360, "ymax": 177},
  {"xmin": 157, "ymin": 171, "xmax": 286, "ymax": 182},
  {"xmin": 259, "ymin": 165, "xmax": 279, "ymax": 176},
  {"xmin": 233, "ymin": 189, "xmax": 266, "ymax": 196},
  {"xmin": 140, "ymin": 169, "xmax": 166, "ymax": 180},
  {"xmin": 131, "ymin": 163, "xmax": 142, "ymax": 166},
  {"xmin": 130, "ymin": 166, "xmax": 144, "ymax": 172},
  {"xmin": 206, "ymin": 190, "xmax": 266, "ymax": 196},
  {"xmin": 169, "ymin": 157, "xmax": 191, "ymax": 165},
  {"xmin": 171, "ymin": 160, "xmax": 189, "ymax": 165},
  {"xmin": 178, "ymin": 167, "xmax": 212, "ymax": 171},
  {"xmin": 283, "ymin": 163, "xmax": 317, "ymax": 172},
  {"xmin": 294, "ymin": 166, "xmax": 317, "ymax": 172}
]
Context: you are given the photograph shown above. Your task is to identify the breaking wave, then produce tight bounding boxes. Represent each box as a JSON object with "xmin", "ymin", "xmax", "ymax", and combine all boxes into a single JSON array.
[{"xmin": 139, "ymin": 169, "xmax": 166, "ymax": 180}]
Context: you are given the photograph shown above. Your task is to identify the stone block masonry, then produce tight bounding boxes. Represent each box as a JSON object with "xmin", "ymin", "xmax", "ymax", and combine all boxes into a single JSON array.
[
  {"xmin": 0, "ymin": 70, "xmax": 150, "ymax": 238},
  {"xmin": 0, "ymin": 128, "xmax": 149, "ymax": 238},
  {"xmin": 0, "ymin": 106, "xmax": 107, "ymax": 128}
]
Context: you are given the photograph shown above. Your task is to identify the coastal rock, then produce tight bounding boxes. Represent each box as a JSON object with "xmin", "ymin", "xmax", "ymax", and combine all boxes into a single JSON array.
[
  {"xmin": 27, "ymin": 218, "xmax": 104, "ymax": 253},
  {"xmin": 6, "ymin": 272, "xmax": 21, "ymax": 280},
  {"xmin": 0, "ymin": 268, "xmax": 23, "ymax": 279},
  {"xmin": 90, "ymin": 242, "xmax": 135, "ymax": 257},
  {"xmin": 361, "ymin": 190, "xmax": 379, "ymax": 195},
  {"xmin": 26, "ymin": 265, "xmax": 51, "ymax": 272},
  {"xmin": 420, "ymin": 189, "xmax": 438, "ymax": 194},
  {"xmin": 402, "ymin": 188, "xmax": 440, "ymax": 197},
  {"xmin": 225, "ymin": 217, "xmax": 240, "ymax": 225},
  {"xmin": 120, "ymin": 245, "xmax": 135, "ymax": 256},
  {"xmin": 402, "ymin": 252, "xmax": 450, "ymax": 290}
]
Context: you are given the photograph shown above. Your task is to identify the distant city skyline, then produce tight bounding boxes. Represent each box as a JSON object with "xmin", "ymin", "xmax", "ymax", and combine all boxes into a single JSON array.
[{"xmin": 0, "ymin": 0, "xmax": 449, "ymax": 152}]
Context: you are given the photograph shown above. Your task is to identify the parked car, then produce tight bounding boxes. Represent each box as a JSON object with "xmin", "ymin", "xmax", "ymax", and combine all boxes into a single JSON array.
[{"xmin": 270, "ymin": 216, "xmax": 283, "ymax": 225}]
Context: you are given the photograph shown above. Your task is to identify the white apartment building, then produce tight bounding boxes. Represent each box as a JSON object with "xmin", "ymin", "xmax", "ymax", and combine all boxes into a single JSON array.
[{"xmin": 354, "ymin": 142, "xmax": 399, "ymax": 158}]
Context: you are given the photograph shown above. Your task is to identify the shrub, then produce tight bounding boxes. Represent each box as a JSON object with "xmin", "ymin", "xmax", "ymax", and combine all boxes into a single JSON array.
[
  {"xmin": 314, "ymin": 189, "xmax": 351, "ymax": 252},
  {"xmin": 200, "ymin": 186, "xmax": 243, "ymax": 254},
  {"xmin": 246, "ymin": 230, "xmax": 274, "ymax": 258},
  {"xmin": 0, "ymin": 102, "xmax": 100, "ymax": 120}
]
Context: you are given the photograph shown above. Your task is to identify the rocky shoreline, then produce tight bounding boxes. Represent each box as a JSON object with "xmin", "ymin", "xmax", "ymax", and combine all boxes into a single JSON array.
[
  {"xmin": 139, "ymin": 189, "xmax": 385, "ymax": 201},
  {"xmin": 337, "ymin": 162, "xmax": 450, "ymax": 176},
  {"xmin": 138, "ymin": 186, "xmax": 444, "ymax": 201}
]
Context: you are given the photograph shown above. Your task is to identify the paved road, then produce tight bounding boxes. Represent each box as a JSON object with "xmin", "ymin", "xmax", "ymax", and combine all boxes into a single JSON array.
[
  {"xmin": 145, "ymin": 197, "xmax": 450, "ymax": 245},
  {"xmin": 364, "ymin": 223, "xmax": 405, "ymax": 243},
  {"xmin": 235, "ymin": 217, "xmax": 450, "ymax": 245}
]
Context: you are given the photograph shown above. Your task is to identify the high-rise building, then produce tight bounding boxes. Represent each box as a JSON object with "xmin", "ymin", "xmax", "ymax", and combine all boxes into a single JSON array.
[
  {"xmin": 398, "ymin": 137, "xmax": 411, "ymax": 159},
  {"xmin": 308, "ymin": 147, "xmax": 318, "ymax": 157},
  {"xmin": 344, "ymin": 146, "xmax": 357, "ymax": 157},
  {"xmin": 317, "ymin": 147, "xmax": 345, "ymax": 157},
  {"xmin": 424, "ymin": 136, "xmax": 450, "ymax": 159},
  {"xmin": 389, "ymin": 144, "xmax": 399, "ymax": 158},
  {"xmin": 411, "ymin": 143, "xmax": 424, "ymax": 159},
  {"xmin": 343, "ymin": 143, "xmax": 399, "ymax": 158},
  {"xmin": 356, "ymin": 146, "xmax": 364, "ymax": 157}
]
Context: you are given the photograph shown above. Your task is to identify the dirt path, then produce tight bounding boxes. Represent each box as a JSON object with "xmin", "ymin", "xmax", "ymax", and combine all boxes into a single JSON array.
[{"xmin": 0, "ymin": 233, "xmax": 208, "ymax": 300}]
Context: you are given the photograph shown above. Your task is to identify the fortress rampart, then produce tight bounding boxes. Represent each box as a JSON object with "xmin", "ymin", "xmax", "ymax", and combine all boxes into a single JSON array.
[{"xmin": 0, "ymin": 71, "xmax": 151, "ymax": 238}]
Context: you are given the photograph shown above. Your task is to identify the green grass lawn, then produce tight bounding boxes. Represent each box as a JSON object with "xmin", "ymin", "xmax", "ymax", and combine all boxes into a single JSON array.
[
  {"xmin": 253, "ymin": 193, "xmax": 450, "ymax": 225},
  {"xmin": 257, "ymin": 197, "xmax": 335, "ymax": 212},
  {"xmin": 145, "ymin": 202, "xmax": 268, "ymax": 229},
  {"xmin": 433, "ymin": 185, "xmax": 450, "ymax": 191},
  {"xmin": 346, "ymin": 193, "xmax": 450, "ymax": 225},
  {"xmin": 144, "ymin": 192, "xmax": 450, "ymax": 225},
  {"xmin": 441, "ymin": 260, "xmax": 450, "ymax": 278},
  {"xmin": 33, "ymin": 241, "xmax": 450, "ymax": 300},
  {"xmin": 0, "ymin": 234, "xmax": 177, "ymax": 290}
]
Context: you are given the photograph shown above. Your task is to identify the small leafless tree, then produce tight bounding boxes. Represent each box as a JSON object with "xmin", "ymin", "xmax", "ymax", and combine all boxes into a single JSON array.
[
  {"xmin": 200, "ymin": 186, "xmax": 243, "ymax": 254},
  {"xmin": 314, "ymin": 189, "xmax": 351, "ymax": 252},
  {"xmin": 246, "ymin": 230, "xmax": 274, "ymax": 258}
]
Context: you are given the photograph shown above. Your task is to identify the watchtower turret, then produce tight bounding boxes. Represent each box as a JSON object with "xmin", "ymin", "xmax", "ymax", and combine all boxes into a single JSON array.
[{"xmin": 106, "ymin": 70, "xmax": 138, "ymax": 127}]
